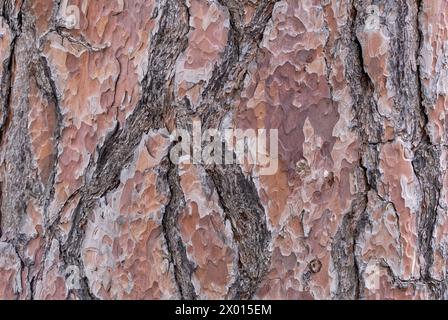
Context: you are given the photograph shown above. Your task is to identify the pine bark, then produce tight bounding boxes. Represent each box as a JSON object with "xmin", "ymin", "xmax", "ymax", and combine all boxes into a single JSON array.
[{"xmin": 0, "ymin": 0, "xmax": 447, "ymax": 300}]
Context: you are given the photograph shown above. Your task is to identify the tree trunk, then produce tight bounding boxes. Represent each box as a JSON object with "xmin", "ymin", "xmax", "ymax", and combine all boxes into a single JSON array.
[{"xmin": 0, "ymin": 0, "xmax": 447, "ymax": 300}]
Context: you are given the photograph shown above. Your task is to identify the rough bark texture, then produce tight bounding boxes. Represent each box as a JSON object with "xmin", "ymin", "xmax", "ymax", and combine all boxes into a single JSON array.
[{"xmin": 1, "ymin": 0, "xmax": 448, "ymax": 300}]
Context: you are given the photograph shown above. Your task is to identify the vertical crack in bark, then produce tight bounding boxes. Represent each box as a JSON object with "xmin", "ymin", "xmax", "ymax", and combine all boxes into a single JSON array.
[
  {"xmin": 199, "ymin": 0, "xmax": 279, "ymax": 129},
  {"xmin": 161, "ymin": 155, "xmax": 197, "ymax": 300},
  {"xmin": 0, "ymin": 0, "xmax": 47, "ymax": 299},
  {"xmin": 23, "ymin": 54, "xmax": 64, "ymax": 298},
  {"xmin": 39, "ymin": 0, "xmax": 191, "ymax": 299},
  {"xmin": 328, "ymin": 0, "xmax": 380, "ymax": 300},
  {"xmin": 0, "ymin": 29, "xmax": 15, "ymax": 239},
  {"xmin": 413, "ymin": 0, "xmax": 446, "ymax": 299},
  {"xmin": 342, "ymin": 0, "xmax": 446, "ymax": 299},
  {"xmin": 90, "ymin": 0, "xmax": 189, "ymax": 195},
  {"xmin": 2, "ymin": 0, "xmax": 88, "ymax": 299},
  {"xmin": 2, "ymin": 0, "xmax": 277, "ymax": 300},
  {"xmin": 341, "ymin": 0, "xmax": 429, "ymax": 299},
  {"xmin": 331, "ymin": 199, "xmax": 366, "ymax": 300},
  {"xmin": 0, "ymin": 1, "xmax": 41, "ymax": 241},
  {"xmin": 0, "ymin": 0, "xmax": 24, "ymax": 238},
  {"xmin": 0, "ymin": 25, "xmax": 15, "ymax": 141},
  {"xmin": 30, "ymin": 55, "xmax": 63, "ymax": 219},
  {"xmin": 59, "ymin": 201, "xmax": 96, "ymax": 300},
  {"xmin": 206, "ymin": 165, "xmax": 270, "ymax": 300},
  {"xmin": 190, "ymin": 0, "xmax": 278, "ymax": 300},
  {"xmin": 1, "ymin": 0, "xmax": 23, "ymax": 34}
]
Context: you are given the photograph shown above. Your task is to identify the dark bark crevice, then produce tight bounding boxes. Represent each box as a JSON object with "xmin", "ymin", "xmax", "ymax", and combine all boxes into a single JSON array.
[
  {"xmin": 159, "ymin": 0, "xmax": 279, "ymax": 300},
  {"xmin": 342, "ymin": 0, "xmax": 446, "ymax": 300},
  {"xmin": 0, "ymin": 0, "xmax": 24, "ymax": 238},
  {"xmin": 199, "ymin": 0, "xmax": 279, "ymax": 129},
  {"xmin": 161, "ymin": 154, "xmax": 197, "ymax": 300},
  {"xmin": 206, "ymin": 164, "xmax": 270, "ymax": 300},
  {"xmin": 329, "ymin": 0, "xmax": 379, "ymax": 300},
  {"xmin": 414, "ymin": 0, "xmax": 447, "ymax": 299},
  {"xmin": 36, "ymin": 0, "xmax": 191, "ymax": 299},
  {"xmin": 35, "ymin": 55, "xmax": 63, "ymax": 220},
  {"xmin": 331, "ymin": 192, "xmax": 367, "ymax": 300}
]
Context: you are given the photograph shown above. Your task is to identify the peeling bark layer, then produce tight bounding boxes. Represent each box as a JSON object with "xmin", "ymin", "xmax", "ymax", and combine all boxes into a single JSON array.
[{"xmin": 1, "ymin": 0, "xmax": 448, "ymax": 300}]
